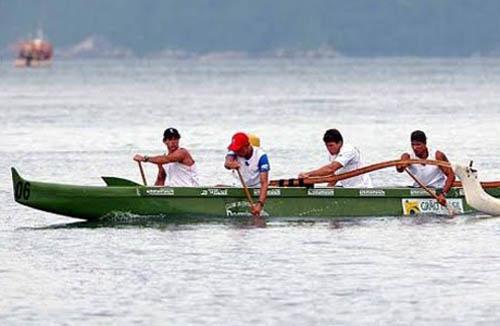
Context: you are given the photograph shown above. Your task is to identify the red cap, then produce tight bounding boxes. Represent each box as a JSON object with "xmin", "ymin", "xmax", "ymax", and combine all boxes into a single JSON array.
[{"xmin": 228, "ymin": 132, "xmax": 250, "ymax": 151}]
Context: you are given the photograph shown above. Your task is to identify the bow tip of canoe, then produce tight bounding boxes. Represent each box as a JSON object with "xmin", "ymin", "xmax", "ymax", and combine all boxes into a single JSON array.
[{"xmin": 11, "ymin": 167, "xmax": 22, "ymax": 182}]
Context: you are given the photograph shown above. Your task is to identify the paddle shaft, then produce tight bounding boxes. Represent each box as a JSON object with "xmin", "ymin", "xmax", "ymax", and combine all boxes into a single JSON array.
[
  {"xmin": 138, "ymin": 161, "xmax": 147, "ymax": 186},
  {"xmin": 236, "ymin": 168, "xmax": 254, "ymax": 207},
  {"xmin": 270, "ymin": 158, "xmax": 453, "ymax": 187},
  {"xmin": 405, "ymin": 168, "xmax": 454, "ymax": 215}
]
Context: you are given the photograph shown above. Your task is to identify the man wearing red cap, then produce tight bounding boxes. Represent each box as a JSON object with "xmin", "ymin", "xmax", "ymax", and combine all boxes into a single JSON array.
[{"xmin": 224, "ymin": 132, "xmax": 270, "ymax": 216}]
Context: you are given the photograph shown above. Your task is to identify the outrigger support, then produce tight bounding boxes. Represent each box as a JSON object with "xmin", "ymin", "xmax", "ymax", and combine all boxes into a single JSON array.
[{"xmin": 270, "ymin": 159, "xmax": 452, "ymax": 187}]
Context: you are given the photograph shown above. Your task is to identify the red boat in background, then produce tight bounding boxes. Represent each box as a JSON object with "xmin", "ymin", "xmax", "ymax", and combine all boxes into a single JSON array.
[{"xmin": 15, "ymin": 30, "xmax": 53, "ymax": 67}]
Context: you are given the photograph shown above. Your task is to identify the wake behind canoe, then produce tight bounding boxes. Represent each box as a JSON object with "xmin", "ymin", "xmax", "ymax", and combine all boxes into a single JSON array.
[{"xmin": 11, "ymin": 167, "xmax": 500, "ymax": 221}]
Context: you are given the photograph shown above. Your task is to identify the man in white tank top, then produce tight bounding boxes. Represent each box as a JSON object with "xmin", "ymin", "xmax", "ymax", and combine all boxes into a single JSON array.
[
  {"xmin": 298, "ymin": 129, "xmax": 372, "ymax": 188},
  {"xmin": 224, "ymin": 132, "xmax": 270, "ymax": 216},
  {"xmin": 396, "ymin": 130, "xmax": 455, "ymax": 206},
  {"xmin": 133, "ymin": 128, "xmax": 200, "ymax": 187}
]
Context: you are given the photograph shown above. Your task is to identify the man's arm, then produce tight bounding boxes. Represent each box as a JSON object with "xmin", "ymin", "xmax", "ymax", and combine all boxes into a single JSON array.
[
  {"xmin": 154, "ymin": 165, "xmax": 166, "ymax": 186},
  {"xmin": 252, "ymin": 171, "xmax": 269, "ymax": 216},
  {"xmin": 396, "ymin": 153, "xmax": 411, "ymax": 172},
  {"xmin": 134, "ymin": 149, "xmax": 186, "ymax": 165},
  {"xmin": 436, "ymin": 150, "xmax": 455, "ymax": 195},
  {"xmin": 251, "ymin": 154, "xmax": 270, "ymax": 216},
  {"xmin": 298, "ymin": 161, "xmax": 343, "ymax": 179}
]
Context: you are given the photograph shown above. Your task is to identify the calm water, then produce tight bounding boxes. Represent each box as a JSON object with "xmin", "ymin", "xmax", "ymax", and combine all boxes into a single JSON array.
[{"xmin": 1, "ymin": 58, "xmax": 500, "ymax": 325}]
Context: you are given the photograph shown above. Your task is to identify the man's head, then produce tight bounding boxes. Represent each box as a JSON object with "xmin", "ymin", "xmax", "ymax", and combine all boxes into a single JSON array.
[
  {"xmin": 323, "ymin": 129, "xmax": 343, "ymax": 155},
  {"xmin": 410, "ymin": 130, "xmax": 427, "ymax": 157},
  {"xmin": 163, "ymin": 127, "xmax": 180, "ymax": 152},
  {"xmin": 228, "ymin": 132, "xmax": 252, "ymax": 157},
  {"xmin": 248, "ymin": 133, "xmax": 260, "ymax": 147}
]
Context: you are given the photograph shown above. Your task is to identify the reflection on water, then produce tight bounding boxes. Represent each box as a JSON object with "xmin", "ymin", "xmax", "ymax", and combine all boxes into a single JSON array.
[
  {"xmin": 21, "ymin": 215, "xmax": 269, "ymax": 230},
  {"xmin": 18, "ymin": 213, "xmax": 497, "ymax": 231}
]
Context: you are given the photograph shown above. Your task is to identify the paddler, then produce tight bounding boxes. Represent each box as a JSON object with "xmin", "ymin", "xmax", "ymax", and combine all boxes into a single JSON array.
[
  {"xmin": 248, "ymin": 133, "xmax": 260, "ymax": 147},
  {"xmin": 396, "ymin": 130, "xmax": 455, "ymax": 206},
  {"xmin": 224, "ymin": 132, "xmax": 270, "ymax": 216},
  {"xmin": 298, "ymin": 129, "xmax": 373, "ymax": 187},
  {"xmin": 133, "ymin": 128, "xmax": 200, "ymax": 186}
]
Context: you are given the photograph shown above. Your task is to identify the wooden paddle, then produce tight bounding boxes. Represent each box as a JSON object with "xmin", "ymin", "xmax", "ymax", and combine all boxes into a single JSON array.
[
  {"xmin": 270, "ymin": 158, "xmax": 453, "ymax": 187},
  {"xmin": 137, "ymin": 161, "xmax": 147, "ymax": 186},
  {"xmin": 405, "ymin": 168, "xmax": 455, "ymax": 216},
  {"xmin": 236, "ymin": 169, "xmax": 266, "ymax": 223},
  {"xmin": 236, "ymin": 168, "xmax": 255, "ymax": 209}
]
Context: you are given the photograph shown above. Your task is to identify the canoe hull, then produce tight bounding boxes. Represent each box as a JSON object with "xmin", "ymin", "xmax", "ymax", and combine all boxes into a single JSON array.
[{"xmin": 11, "ymin": 168, "xmax": 500, "ymax": 221}]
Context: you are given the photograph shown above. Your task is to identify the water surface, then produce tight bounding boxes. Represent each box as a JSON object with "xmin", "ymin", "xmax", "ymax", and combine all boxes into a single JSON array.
[{"xmin": 1, "ymin": 58, "xmax": 500, "ymax": 325}]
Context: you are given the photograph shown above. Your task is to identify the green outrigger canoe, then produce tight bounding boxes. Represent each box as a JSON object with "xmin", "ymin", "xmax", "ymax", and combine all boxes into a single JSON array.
[{"xmin": 11, "ymin": 167, "xmax": 500, "ymax": 221}]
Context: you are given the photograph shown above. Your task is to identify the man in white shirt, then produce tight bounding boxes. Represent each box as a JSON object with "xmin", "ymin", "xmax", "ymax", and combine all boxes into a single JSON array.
[
  {"xmin": 396, "ymin": 130, "xmax": 455, "ymax": 206},
  {"xmin": 133, "ymin": 128, "xmax": 199, "ymax": 187},
  {"xmin": 224, "ymin": 132, "xmax": 270, "ymax": 216},
  {"xmin": 298, "ymin": 129, "xmax": 372, "ymax": 188}
]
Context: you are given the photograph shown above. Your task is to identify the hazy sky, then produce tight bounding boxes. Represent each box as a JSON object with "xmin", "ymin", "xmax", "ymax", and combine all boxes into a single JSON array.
[{"xmin": 2, "ymin": 0, "xmax": 500, "ymax": 56}]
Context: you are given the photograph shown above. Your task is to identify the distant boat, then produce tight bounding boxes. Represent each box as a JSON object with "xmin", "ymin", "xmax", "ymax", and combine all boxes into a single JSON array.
[{"xmin": 15, "ymin": 29, "xmax": 53, "ymax": 67}]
